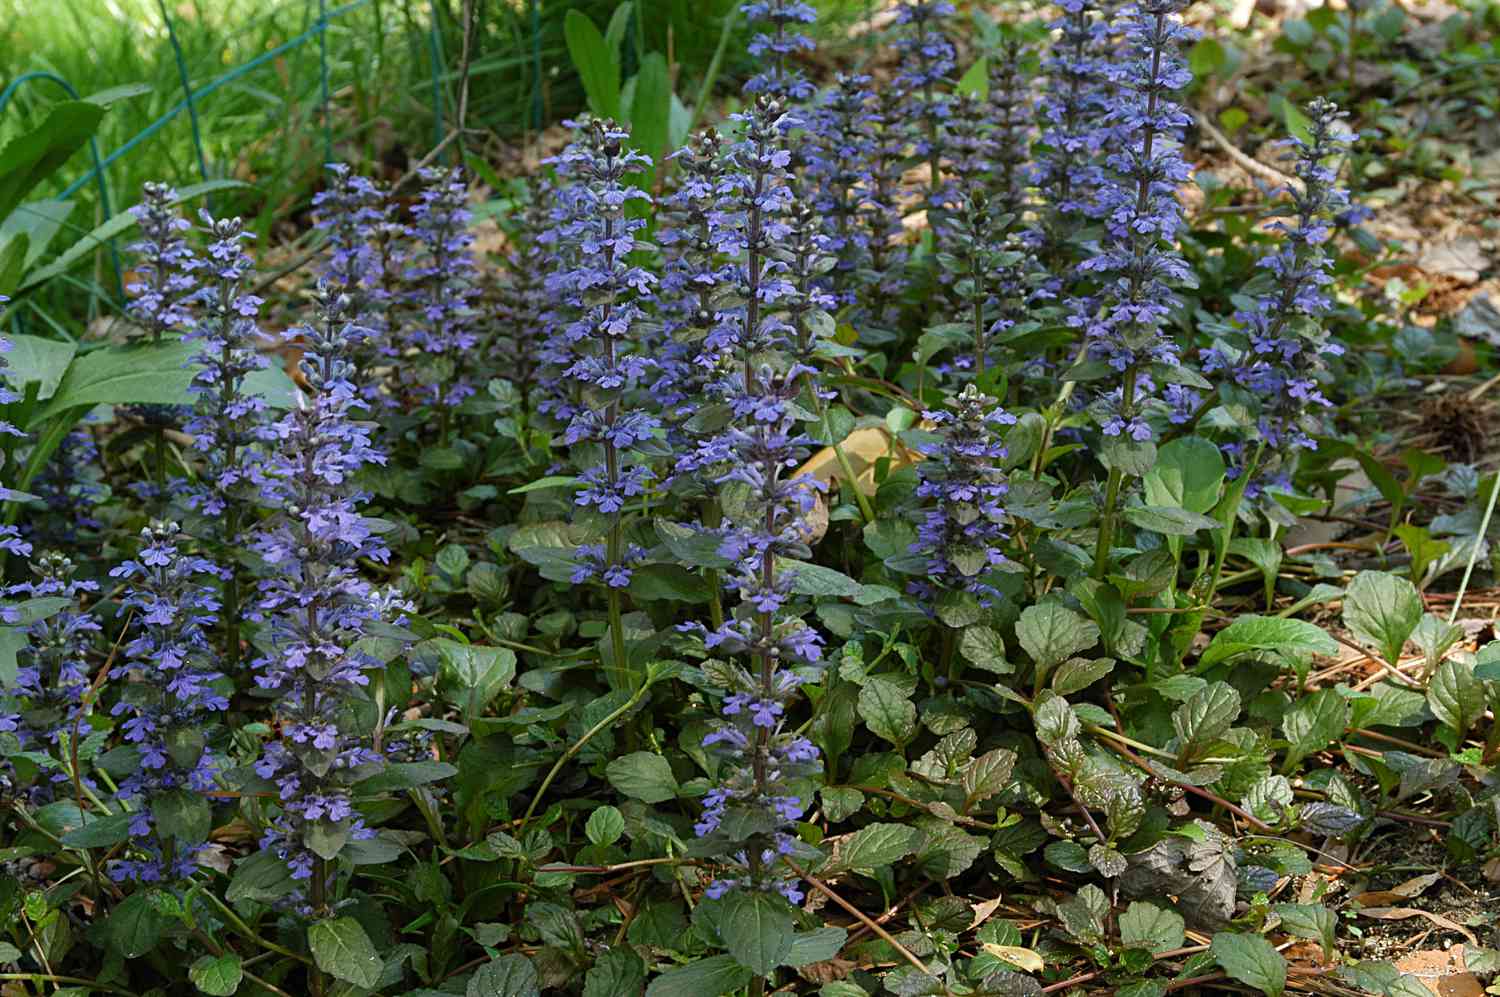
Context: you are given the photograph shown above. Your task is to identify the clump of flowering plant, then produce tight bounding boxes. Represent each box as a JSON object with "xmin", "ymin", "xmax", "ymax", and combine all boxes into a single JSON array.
[
  {"xmin": 547, "ymin": 119, "xmax": 660, "ymax": 676},
  {"xmin": 403, "ymin": 167, "xmax": 480, "ymax": 431},
  {"xmin": 1210, "ymin": 98, "xmax": 1354, "ymax": 493},
  {"xmin": 108, "ymin": 521, "xmax": 228, "ymax": 883},
  {"xmin": 743, "ymin": 0, "xmax": 817, "ymax": 102},
  {"xmin": 250, "ymin": 290, "xmax": 394, "ymax": 901},
  {"xmin": 179, "ymin": 211, "xmax": 269, "ymax": 670}
]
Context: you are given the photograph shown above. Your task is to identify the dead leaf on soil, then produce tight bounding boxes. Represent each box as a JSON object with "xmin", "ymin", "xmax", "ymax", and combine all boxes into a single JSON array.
[
  {"xmin": 1355, "ymin": 906, "xmax": 1478, "ymax": 946},
  {"xmin": 1352, "ymin": 871, "xmax": 1443, "ymax": 906}
]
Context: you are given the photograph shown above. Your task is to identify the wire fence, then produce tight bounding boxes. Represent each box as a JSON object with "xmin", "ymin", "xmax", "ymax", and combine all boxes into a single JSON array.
[{"xmin": 0, "ymin": 0, "xmax": 463, "ymax": 303}]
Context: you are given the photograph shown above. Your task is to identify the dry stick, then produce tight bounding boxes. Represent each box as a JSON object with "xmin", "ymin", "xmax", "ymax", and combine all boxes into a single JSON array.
[
  {"xmin": 783, "ymin": 860, "xmax": 930, "ymax": 975},
  {"xmin": 1193, "ymin": 109, "xmax": 1302, "ymax": 194},
  {"xmin": 840, "ymin": 880, "xmax": 933, "ymax": 948}
]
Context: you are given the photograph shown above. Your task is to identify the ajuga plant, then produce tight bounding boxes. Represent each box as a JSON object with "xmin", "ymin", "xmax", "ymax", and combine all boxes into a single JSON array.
[
  {"xmin": 1209, "ymin": 97, "xmax": 1354, "ymax": 493},
  {"xmin": 28, "ymin": 428, "xmax": 104, "ymax": 546},
  {"xmin": 548, "ymin": 120, "xmax": 659, "ymax": 681},
  {"xmin": 1078, "ymin": 0, "xmax": 1197, "ymax": 576},
  {"xmin": 108, "ymin": 521, "xmax": 228, "ymax": 883},
  {"xmin": 742, "ymin": 0, "xmax": 818, "ymax": 102},
  {"xmin": 894, "ymin": 0, "xmax": 957, "ymax": 200},
  {"xmin": 250, "ymin": 290, "xmax": 392, "ymax": 903},
  {"xmin": 180, "ymin": 211, "xmax": 269, "ymax": 671},
  {"xmin": 985, "ymin": 38, "xmax": 1034, "ymax": 222},
  {"xmin": 404, "ymin": 166, "xmax": 479, "ymax": 437},
  {"xmin": 909, "ymin": 384, "xmax": 1015, "ymax": 612},
  {"xmin": 126, "ymin": 182, "xmax": 201, "ymax": 495},
  {"xmin": 495, "ymin": 178, "xmax": 559, "ymax": 406},
  {"xmin": 1030, "ymin": 0, "xmax": 1114, "ymax": 261},
  {"xmin": 1, "ymin": 551, "xmax": 99, "ymax": 802},
  {"xmin": 313, "ymin": 164, "xmax": 398, "ymax": 407},
  {"xmin": 801, "ymin": 76, "xmax": 876, "ymax": 302}
]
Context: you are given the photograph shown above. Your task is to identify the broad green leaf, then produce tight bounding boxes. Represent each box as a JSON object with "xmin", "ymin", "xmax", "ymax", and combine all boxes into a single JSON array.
[
  {"xmin": 962, "ymin": 748, "xmax": 1016, "ymax": 805},
  {"xmin": 585, "ymin": 805, "xmax": 625, "ymax": 847},
  {"xmin": 785, "ymin": 927, "xmax": 848, "ymax": 967},
  {"xmin": 308, "ymin": 917, "xmax": 383, "ymax": 990},
  {"xmin": 33, "ymin": 337, "xmax": 295, "ymax": 424},
  {"xmin": 1119, "ymin": 901, "xmax": 1185, "ymax": 955},
  {"xmin": 719, "ymin": 890, "xmax": 795, "ymax": 975},
  {"xmin": 564, "ymin": 10, "xmax": 622, "ymax": 121},
  {"xmin": 1211, "ymin": 932, "xmax": 1286, "ymax": 997},
  {"xmin": 105, "ymin": 890, "xmax": 170, "ymax": 959},
  {"xmin": 1272, "ymin": 903, "xmax": 1335, "ymax": 959},
  {"xmin": 858, "ymin": 674, "xmax": 917, "ymax": 746},
  {"xmin": 1199, "ymin": 615, "xmax": 1337, "ymax": 669},
  {"xmin": 583, "ymin": 949, "xmax": 644, "ymax": 997},
  {"xmin": 1, "ymin": 334, "xmax": 76, "ymax": 400},
  {"xmin": 645, "ymin": 954, "xmax": 750, "ymax": 997},
  {"xmin": 605, "ymin": 751, "xmax": 678, "ymax": 804},
  {"xmin": 956, "ymin": 57, "xmax": 989, "ymax": 98},
  {"xmin": 189, "ymin": 953, "xmax": 244, "ymax": 996},
  {"xmin": 1143, "ymin": 436, "xmax": 1225, "ymax": 514},
  {"xmin": 1281, "ymin": 689, "xmax": 1348, "ymax": 771},
  {"xmin": 225, "ymin": 849, "xmax": 296, "ymax": 904},
  {"xmin": 1124, "ymin": 505, "xmax": 1221, "ymax": 536},
  {"xmin": 1016, "ymin": 603, "xmax": 1098, "ymax": 673},
  {"xmin": 834, "ymin": 822, "xmax": 922, "ymax": 872},
  {"xmin": 152, "ymin": 788, "xmax": 212, "ymax": 844},
  {"xmin": 0, "ymin": 101, "xmax": 105, "ymax": 223},
  {"xmin": 20, "ymin": 179, "xmax": 245, "ymax": 292},
  {"xmin": 433, "ymin": 639, "xmax": 516, "ymax": 721},
  {"xmin": 0, "ymin": 232, "xmax": 25, "ymax": 295},
  {"xmin": 1427, "ymin": 658, "xmax": 1484, "ymax": 736},
  {"xmin": 0, "ymin": 200, "xmax": 75, "ymax": 273},
  {"xmin": 629, "ymin": 51, "xmax": 672, "ymax": 167},
  {"xmin": 58, "ymin": 810, "xmax": 134, "ymax": 849},
  {"xmin": 468, "ymin": 953, "xmax": 541, "ymax": 997},
  {"xmin": 1172, "ymin": 682, "xmax": 1240, "ymax": 750},
  {"xmin": 1343, "ymin": 570, "xmax": 1422, "ymax": 666}
]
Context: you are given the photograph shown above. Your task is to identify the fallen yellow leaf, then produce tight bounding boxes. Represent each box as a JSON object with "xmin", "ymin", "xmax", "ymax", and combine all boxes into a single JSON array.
[{"xmin": 980, "ymin": 944, "xmax": 1045, "ymax": 973}]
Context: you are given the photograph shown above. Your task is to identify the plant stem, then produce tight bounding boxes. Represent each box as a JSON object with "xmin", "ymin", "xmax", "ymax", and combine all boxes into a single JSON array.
[
  {"xmin": 518, "ymin": 682, "xmax": 650, "ymax": 830},
  {"xmin": 1093, "ymin": 366, "xmax": 1139, "ymax": 579}
]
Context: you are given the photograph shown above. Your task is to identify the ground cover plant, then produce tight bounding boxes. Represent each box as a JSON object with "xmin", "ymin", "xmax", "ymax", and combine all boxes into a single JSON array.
[{"xmin": 2, "ymin": 1, "xmax": 1500, "ymax": 996}]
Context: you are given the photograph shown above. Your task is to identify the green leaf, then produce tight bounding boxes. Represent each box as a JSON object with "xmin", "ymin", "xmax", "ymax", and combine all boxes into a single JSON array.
[
  {"xmin": 834, "ymin": 822, "xmax": 922, "ymax": 872},
  {"xmin": 308, "ymin": 917, "xmax": 383, "ymax": 990},
  {"xmin": 605, "ymin": 751, "xmax": 678, "ymax": 804},
  {"xmin": 629, "ymin": 51, "xmax": 672, "ymax": 166},
  {"xmin": 0, "ymin": 334, "xmax": 76, "ymax": 400},
  {"xmin": 1281, "ymin": 689, "xmax": 1348, "ymax": 771},
  {"xmin": 1427, "ymin": 658, "xmax": 1485, "ymax": 736},
  {"xmin": 564, "ymin": 10, "xmax": 621, "ymax": 121},
  {"xmin": 785, "ymin": 927, "xmax": 848, "ymax": 967},
  {"xmin": 719, "ymin": 890, "xmax": 795, "ymax": 975},
  {"xmin": 586, "ymin": 805, "xmax": 625, "ymax": 847},
  {"xmin": 1343, "ymin": 570, "xmax": 1423, "ymax": 666},
  {"xmin": 1143, "ymin": 436, "xmax": 1225, "ymax": 514},
  {"xmin": 857, "ymin": 674, "xmax": 917, "ymax": 746},
  {"xmin": 0, "ymin": 101, "xmax": 105, "ymax": 223},
  {"xmin": 189, "ymin": 953, "xmax": 244, "ymax": 996},
  {"xmin": 645, "ymin": 955, "xmax": 750, "ymax": 997},
  {"xmin": 1099, "ymin": 435, "xmax": 1156, "ymax": 477},
  {"xmin": 1211, "ymin": 932, "xmax": 1286, "ymax": 997},
  {"xmin": 1172, "ymin": 682, "xmax": 1241, "ymax": 750},
  {"xmin": 19, "ymin": 180, "xmax": 245, "ymax": 293},
  {"xmin": 468, "ymin": 953, "xmax": 541, "ymax": 997},
  {"xmin": 1119, "ymin": 901, "xmax": 1185, "ymax": 955},
  {"xmin": 959, "ymin": 624, "xmax": 1012, "ymax": 674},
  {"xmin": 1272, "ymin": 903, "xmax": 1335, "ymax": 959},
  {"xmin": 1124, "ymin": 505, "xmax": 1222, "ymax": 536},
  {"xmin": 105, "ymin": 891, "xmax": 170, "ymax": 959},
  {"xmin": 433, "ymin": 639, "xmax": 516, "ymax": 721},
  {"xmin": 1198, "ymin": 615, "xmax": 1337, "ymax": 669},
  {"xmin": 33, "ymin": 337, "xmax": 295, "ymax": 424},
  {"xmin": 225, "ymin": 849, "xmax": 296, "ymax": 904},
  {"xmin": 956, "ymin": 57, "xmax": 989, "ymax": 98},
  {"xmin": 58, "ymin": 810, "xmax": 134, "ymax": 849},
  {"xmin": 583, "ymin": 949, "xmax": 644, "ymax": 997},
  {"xmin": 152, "ymin": 788, "xmax": 212, "ymax": 844},
  {"xmin": 1017, "ymin": 603, "xmax": 1099, "ymax": 673}
]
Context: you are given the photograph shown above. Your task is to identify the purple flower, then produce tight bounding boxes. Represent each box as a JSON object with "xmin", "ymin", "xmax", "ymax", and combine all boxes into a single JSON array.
[{"xmin": 742, "ymin": 0, "xmax": 817, "ymax": 101}]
